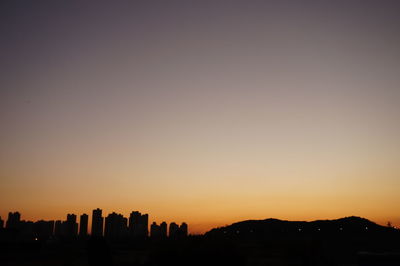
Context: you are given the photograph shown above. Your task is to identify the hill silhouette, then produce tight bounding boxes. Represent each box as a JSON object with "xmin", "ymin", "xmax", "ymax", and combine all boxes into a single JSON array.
[
  {"xmin": 202, "ymin": 216, "xmax": 400, "ymax": 265},
  {"xmin": 205, "ymin": 216, "xmax": 397, "ymax": 239}
]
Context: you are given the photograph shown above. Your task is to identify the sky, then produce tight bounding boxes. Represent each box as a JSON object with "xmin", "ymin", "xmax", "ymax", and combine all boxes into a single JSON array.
[{"xmin": 1, "ymin": 1, "xmax": 400, "ymax": 234}]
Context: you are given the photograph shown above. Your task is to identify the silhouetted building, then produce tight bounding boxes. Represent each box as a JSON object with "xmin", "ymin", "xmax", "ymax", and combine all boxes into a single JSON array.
[
  {"xmin": 54, "ymin": 220, "xmax": 63, "ymax": 237},
  {"xmin": 160, "ymin": 221, "xmax": 167, "ymax": 238},
  {"xmin": 123, "ymin": 217, "xmax": 128, "ymax": 236},
  {"xmin": 129, "ymin": 211, "xmax": 148, "ymax": 238},
  {"xmin": 141, "ymin": 214, "xmax": 149, "ymax": 237},
  {"xmin": 169, "ymin": 222, "xmax": 179, "ymax": 238},
  {"xmin": 150, "ymin": 222, "xmax": 161, "ymax": 238},
  {"xmin": 180, "ymin": 222, "xmax": 188, "ymax": 237},
  {"xmin": 6, "ymin": 212, "xmax": 21, "ymax": 229},
  {"xmin": 80, "ymin": 214, "xmax": 88, "ymax": 237},
  {"xmin": 169, "ymin": 222, "xmax": 188, "ymax": 238},
  {"xmin": 65, "ymin": 214, "xmax": 78, "ymax": 237},
  {"xmin": 129, "ymin": 211, "xmax": 140, "ymax": 236},
  {"xmin": 33, "ymin": 220, "xmax": 54, "ymax": 240},
  {"xmin": 105, "ymin": 212, "xmax": 128, "ymax": 240},
  {"xmin": 92, "ymin": 208, "xmax": 104, "ymax": 237}
]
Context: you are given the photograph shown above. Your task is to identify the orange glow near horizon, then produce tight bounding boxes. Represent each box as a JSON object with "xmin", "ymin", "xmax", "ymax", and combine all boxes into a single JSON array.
[
  {"xmin": 1, "ymin": 168, "xmax": 400, "ymax": 234},
  {"xmin": 0, "ymin": 207, "xmax": 398, "ymax": 235}
]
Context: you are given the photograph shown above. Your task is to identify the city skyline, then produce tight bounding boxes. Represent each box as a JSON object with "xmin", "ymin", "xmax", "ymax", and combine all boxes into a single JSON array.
[
  {"xmin": 0, "ymin": 209, "xmax": 189, "ymax": 239},
  {"xmin": 1, "ymin": 1, "xmax": 400, "ymax": 234},
  {"xmin": 0, "ymin": 208, "xmax": 396, "ymax": 235}
]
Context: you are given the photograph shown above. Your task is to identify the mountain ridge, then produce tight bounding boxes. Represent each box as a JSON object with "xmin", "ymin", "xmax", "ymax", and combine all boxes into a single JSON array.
[{"xmin": 205, "ymin": 216, "xmax": 396, "ymax": 238}]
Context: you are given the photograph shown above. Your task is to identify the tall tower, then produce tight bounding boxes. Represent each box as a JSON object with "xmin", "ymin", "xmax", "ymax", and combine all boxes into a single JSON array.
[
  {"xmin": 129, "ymin": 211, "xmax": 141, "ymax": 236},
  {"xmin": 129, "ymin": 211, "xmax": 149, "ymax": 238},
  {"xmin": 54, "ymin": 220, "xmax": 63, "ymax": 237},
  {"xmin": 79, "ymin": 214, "xmax": 88, "ymax": 237},
  {"xmin": 180, "ymin": 222, "xmax": 188, "ymax": 237},
  {"xmin": 169, "ymin": 222, "xmax": 179, "ymax": 238},
  {"xmin": 65, "ymin": 214, "xmax": 78, "ymax": 237},
  {"xmin": 6, "ymin": 212, "xmax": 21, "ymax": 229},
  {"xmin": 141, "ymin": 214, "xmax": 149, "ymax": 237},
  {"xmin": 160, "ymin": 222, "xmax": 167, "ymax": 238},
  {"xmin": 105, "ymin": 212, "xmax": 127, "ymax": 239},
  {"xmin": 92, "ymin": 208, "xmax": 104, "ymax": 237},
  {"xmin": 150, "ymin": 222, "xmax": 160, "ymax": 238}
]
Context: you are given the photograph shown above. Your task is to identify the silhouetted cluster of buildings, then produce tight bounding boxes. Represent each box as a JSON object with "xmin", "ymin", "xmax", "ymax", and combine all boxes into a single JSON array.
[
  {"xmin": 0, "ymin": 209, "xmax": 188, "ymax": 242},
  {"xmin": 168, "ymin": 222, "xmax": 188, "ymax": 239},
  {"xmin": 0, "ymin": 212, "xmax": 55, "ymax": 241}
]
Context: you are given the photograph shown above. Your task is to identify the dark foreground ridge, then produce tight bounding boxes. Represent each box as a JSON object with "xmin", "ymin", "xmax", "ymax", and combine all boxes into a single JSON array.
[
  {"xmin": 205, "ymin": 216, "xmax": 397, "ymax": 238},
  {"xmin": 203, "ymin": 216, "xmax": 400, "ymax": 266},
  {"xmin": 1, "ymin": 215, "xmax": 399, "ymax": 266}
]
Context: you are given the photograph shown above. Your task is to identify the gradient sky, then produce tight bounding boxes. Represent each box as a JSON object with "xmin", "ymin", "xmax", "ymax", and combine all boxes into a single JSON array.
[{"xmin": 1, "ymin": 1, "xmax": 400, "ymax": 234}]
